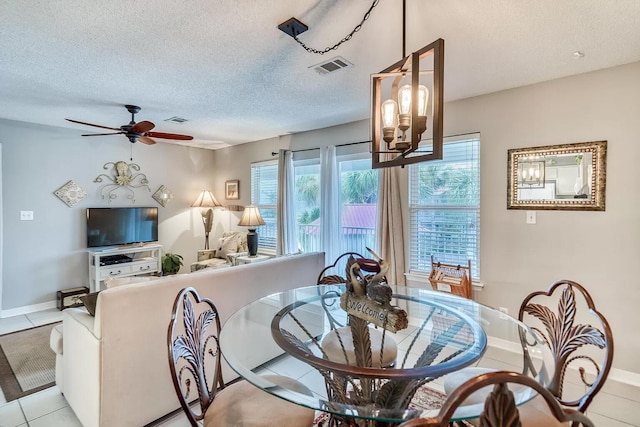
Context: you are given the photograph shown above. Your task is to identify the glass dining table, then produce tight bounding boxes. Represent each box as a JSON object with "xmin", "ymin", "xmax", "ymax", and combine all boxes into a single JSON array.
[{"xmin": 219, "ymin": 285, "xmax": 548, "ymax": 425}]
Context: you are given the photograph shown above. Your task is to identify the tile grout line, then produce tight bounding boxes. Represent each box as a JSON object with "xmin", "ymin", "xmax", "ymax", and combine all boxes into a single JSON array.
[{"xmin": 18, "ymin": 400, "xmax": 29, "ymax": 427}]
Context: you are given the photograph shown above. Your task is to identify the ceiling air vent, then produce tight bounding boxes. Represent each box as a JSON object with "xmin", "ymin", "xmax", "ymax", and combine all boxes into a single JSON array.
[
  {"xmin": 310, "ymin": 56, "xmax": 353, "ymax": 76},
  {"xmin": 164, "ymin": 116, "xmax": 188, "ymax": 123}
]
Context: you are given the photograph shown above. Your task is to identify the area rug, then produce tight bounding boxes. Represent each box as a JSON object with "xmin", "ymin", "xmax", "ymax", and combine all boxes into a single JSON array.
[
  {"xmin": 312, "ymin": 384, "xmax": 473, "ymax": 426},
  {"xmin": 0, "ymin": 322, "xmax": 59, "ymax": 401}
]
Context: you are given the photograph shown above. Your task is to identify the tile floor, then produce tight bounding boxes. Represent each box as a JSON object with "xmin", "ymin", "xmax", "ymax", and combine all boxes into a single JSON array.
[{"xmin": 1, "ymin": 308, "xmax": 639, "ymax": 426}]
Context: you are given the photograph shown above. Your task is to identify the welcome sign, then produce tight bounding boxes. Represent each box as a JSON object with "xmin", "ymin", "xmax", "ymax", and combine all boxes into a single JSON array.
[{"xmin": 340, "ymin": 293, "xmax": 408, "ymax": 333}]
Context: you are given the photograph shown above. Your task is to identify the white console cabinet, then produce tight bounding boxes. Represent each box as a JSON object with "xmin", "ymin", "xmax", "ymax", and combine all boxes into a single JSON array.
[{"xmin": 88, "ymin": 244, "xmax": 163, "ymax": 292}]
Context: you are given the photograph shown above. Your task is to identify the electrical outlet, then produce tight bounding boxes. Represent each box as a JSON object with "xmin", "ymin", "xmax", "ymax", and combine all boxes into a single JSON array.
[{"xmin": 20, "ymin": 211, "xmax": 34, "ymax": 221}]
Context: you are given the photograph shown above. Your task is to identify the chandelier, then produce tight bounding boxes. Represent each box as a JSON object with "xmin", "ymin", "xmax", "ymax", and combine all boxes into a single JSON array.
[
  {"xmin": 519, "ymin": 159, "xmax": 546, "ymax": 188},
  {"xmin": 370, "ymin": 1, "xmax": 444, "ymax": 168}
]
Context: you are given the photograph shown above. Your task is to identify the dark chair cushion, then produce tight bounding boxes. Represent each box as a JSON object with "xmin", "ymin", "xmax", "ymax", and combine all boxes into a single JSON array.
[{"xmin": 80, "ymin": 292, "xmax": 100, "ymax": 316}]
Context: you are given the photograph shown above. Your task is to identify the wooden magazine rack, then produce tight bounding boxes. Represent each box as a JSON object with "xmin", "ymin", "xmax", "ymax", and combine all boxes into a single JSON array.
[{"xmin": 428, "ymin": 256, "xmax": 473, "ymax": 299}]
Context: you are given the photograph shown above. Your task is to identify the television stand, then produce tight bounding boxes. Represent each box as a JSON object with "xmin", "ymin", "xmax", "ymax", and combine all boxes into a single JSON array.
[{"xmin": 88, "ymin": 244, "xmax": 163, "ymax": 292}]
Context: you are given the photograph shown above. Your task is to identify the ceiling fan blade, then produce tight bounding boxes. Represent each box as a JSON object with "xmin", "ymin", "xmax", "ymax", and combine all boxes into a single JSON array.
[
  {"xmin": 146, "ymin": 131, "xmax": 193, "ymax": 141},
  {"xmin": 131, "ymin": 120, "xmax": 155, "ymax": 133},
  {"xmin": 65, "ymin": 118, "xmax": 120, "ymax": 131},
  {"xmin": 81, "ymin": 132, "xmax": 125, "ymax": 137},
  {"xmin": 138, "ymin": 136, "xmax": 157, "ymax": 145}
]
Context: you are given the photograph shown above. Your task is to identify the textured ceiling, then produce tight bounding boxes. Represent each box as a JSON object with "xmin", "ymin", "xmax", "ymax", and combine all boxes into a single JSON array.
[{"xmin": 1, "ymin": 0, "xmax": 639, "ymax": 149}]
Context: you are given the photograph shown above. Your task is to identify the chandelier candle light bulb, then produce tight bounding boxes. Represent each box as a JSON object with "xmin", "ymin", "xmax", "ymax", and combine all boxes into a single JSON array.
[{"xmin": 381, "ymin": 99, "xmax": 398, "ymax": 143}]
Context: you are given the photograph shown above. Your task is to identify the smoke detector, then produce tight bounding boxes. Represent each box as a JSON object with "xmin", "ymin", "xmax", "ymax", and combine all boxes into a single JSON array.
[{"xmin": 309, "ymin": 56, "xmax": 353, "ymax": 76}]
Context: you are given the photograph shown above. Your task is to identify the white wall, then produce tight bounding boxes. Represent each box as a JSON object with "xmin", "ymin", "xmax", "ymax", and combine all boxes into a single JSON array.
[
  {"xmin": 445, "ymin": 61, "xmax": 640, "ymax": 374},
  {"xmin": 215, "ymin": 61, "xmax": 640, "ymax": 374},
  {"xmin": 0, "ymin": 119, "xmax": 217, "ymax": 312}
]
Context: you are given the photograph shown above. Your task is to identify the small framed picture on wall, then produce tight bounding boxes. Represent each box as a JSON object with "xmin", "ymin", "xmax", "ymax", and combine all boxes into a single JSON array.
[{"xmin": 225, "ymin": 180, "xmax": 239, "ymax": 200}]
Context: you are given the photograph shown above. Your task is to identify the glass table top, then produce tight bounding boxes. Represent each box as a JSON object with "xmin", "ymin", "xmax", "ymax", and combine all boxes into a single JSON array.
[{"xmin": 219, "ymin": 285, "xmax": 548, "ymax": 424}]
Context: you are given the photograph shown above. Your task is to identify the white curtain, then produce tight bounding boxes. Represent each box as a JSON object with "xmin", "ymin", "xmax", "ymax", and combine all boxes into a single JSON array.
[
  {"xmin": 320, "ymin": 145, "xmax": 340, "ymax": 265},
  {"xmin": 276, "ymin": 149, "xmax": 298, "ymax": 255},
  {"xmin": 377, "ymin": 165, "xmax": 406, "ymax": 285}
]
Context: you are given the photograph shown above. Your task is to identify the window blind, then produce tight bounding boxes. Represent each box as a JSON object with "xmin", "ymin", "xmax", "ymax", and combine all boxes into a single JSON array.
[
  {"xmin": 409, "ymin": 135, "xmax": 480, "ymax": 279},
  {"xmin": 250, "ymin": 161, "xmax": 278, "ymax": 252}
]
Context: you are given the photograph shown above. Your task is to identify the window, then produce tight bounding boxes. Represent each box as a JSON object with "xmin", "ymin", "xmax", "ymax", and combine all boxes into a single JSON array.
[
  {"xmin": 409, "ymin": 135, "xmax": 480, "ymax": 279},
  {"xmin": 338, "ymin": 156, "xmax": 378, "ymax": 255},
  {"xmin": 250, "ymin": 161, "xmax": 278, "ymax": 252},
  {"xmin": 292, "ymin": 154, "xmax": 378, "ymax": 258},
  {"xmin": 293, "ymin": 161, "xmax": 321, "ymax": 253}
]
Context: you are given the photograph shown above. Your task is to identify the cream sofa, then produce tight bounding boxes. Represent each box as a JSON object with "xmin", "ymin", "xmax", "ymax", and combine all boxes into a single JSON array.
[{"xmin": 60, "ymin": 252, "xmax": 324, "ymax": 427}]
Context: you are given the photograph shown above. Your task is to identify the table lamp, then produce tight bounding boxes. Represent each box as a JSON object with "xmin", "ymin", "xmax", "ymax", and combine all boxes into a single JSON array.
[
  {"xmin": 191, "ymin": 190, "xmax": 222, "ymax": 249},
  {"xmin": 238, "ymin": 205, "xmax": 265, "ymax": 257}
]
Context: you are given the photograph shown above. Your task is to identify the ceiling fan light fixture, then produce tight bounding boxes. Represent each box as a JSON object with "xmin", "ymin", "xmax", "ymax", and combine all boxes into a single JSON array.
[{"xmin": 66, "ymin": 105, "xmax": 193, "ymax": 145}]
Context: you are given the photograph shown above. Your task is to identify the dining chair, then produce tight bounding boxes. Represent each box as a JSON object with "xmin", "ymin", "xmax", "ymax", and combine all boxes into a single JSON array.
[
  {"xmin": 167, "ymin": 287, "xmax": 315, "ymax": 427},
  {"xmin": 443, "ymin": 279, "xmax": 612, "ymax": 426},
  {"xmin": 397, "ymin": 371, "xmax": 595, "ymax": 427},
  {"xmin": 316, "ymin": 252, "xmax": 398, "ymax": 368},
  {"xmin": 517, "ymin": 279, "xmax": 613, "ymax": 423}
]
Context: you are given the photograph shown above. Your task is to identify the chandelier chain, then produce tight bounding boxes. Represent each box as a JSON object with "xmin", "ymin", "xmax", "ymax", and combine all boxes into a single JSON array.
[{"xmin": 293, "ymin": 0, "xmax": 380, "ymax": 55}]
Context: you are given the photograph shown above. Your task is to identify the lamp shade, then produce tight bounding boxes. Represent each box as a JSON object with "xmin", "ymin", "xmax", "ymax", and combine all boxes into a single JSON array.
[
  {"xmin": 238, "ymin": 206, "xmax": 266, "ymax": 227},
  {"xmin": 191, "ymin": 190, "xmax": 222, "ymax": 208}
]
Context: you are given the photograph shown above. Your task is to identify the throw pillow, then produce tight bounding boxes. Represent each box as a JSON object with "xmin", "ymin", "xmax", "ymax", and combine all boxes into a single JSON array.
[
  {"xmin": 237, "ymin": 232, "xmax": 248, "ymax": 253},
  {"xmin": 80, "ymin": 292, "xmax": 100, "ymax": 316},
  {"xmin": 217, "ymin": 234, "xmax": 239, "ymax": 259}
]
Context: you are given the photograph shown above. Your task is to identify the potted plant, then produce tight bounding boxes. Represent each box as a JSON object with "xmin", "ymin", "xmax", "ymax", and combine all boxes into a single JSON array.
[{"xmin": 162, "ymin": 253, "xmax": 183, "ymax": 275}]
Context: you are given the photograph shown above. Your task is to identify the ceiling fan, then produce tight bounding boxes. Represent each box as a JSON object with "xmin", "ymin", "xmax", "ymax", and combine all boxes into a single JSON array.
[{"xmin": 65, "ymin": 105, "xmax": 193, "ymax": 145}]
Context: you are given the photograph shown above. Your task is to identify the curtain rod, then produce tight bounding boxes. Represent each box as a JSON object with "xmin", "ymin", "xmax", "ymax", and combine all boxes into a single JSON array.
[
  {"xmin": 269, "ymin": 131, "xmax": 480, "ymax": 156},
  {"xmin": 271, "ymin": 140, "xmax": 370, "ymax": 156}
]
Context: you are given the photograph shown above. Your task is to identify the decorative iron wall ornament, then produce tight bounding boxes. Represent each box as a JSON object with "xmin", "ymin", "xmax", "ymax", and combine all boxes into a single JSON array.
[
  {"xmin": 94, "ymin": 161, "xmax": 150, "ymax": 203},
  {"xmin": 54, "ymin": 180, "xmax": 87, "ymax": 207},
  {"xmin": 152, "ymin": 185, "xmax": 173, "ymax": 207}
]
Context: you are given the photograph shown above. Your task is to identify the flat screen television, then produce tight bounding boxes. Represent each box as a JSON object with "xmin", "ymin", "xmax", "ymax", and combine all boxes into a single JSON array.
[{"xmin": 86, "ymin": 207, "xmax": 158, "ymax": 248}]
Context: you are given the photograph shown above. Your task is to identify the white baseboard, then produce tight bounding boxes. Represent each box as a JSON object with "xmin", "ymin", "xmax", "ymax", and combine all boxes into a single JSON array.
[
  {"xmin": 0, "ymin": 300, "xmax": 57, "ymax": 318},
  {"xmin": 487, "ymin": 336, "xmax": 640, "ymax": 389}
]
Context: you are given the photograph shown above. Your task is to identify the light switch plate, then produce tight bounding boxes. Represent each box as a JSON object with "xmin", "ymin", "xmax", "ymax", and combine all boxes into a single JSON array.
[
  {"xmin": 526, "ymin": 211, "xmax": 536, "ymax": 224},
  {"xmin": 20, "ymin": 211, "xmax": 34, "ymax": 221}
]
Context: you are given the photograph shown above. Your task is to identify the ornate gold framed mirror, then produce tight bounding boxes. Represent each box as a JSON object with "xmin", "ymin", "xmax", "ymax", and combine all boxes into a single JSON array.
[{"xmin": 507, "ymin": 141, "xmax": 607, "ymax": 211}]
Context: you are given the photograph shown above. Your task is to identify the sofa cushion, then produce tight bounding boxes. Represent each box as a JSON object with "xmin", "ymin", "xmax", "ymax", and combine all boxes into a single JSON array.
[{"xmin": 104, "ymin": 276, "xmax": 155, "ymax": 288}]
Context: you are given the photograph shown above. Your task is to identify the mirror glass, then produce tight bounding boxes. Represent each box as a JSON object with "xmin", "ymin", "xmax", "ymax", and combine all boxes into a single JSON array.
[{"xmin": 507, "ymin": 141, "xmax": 607, "ymax": 211}]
